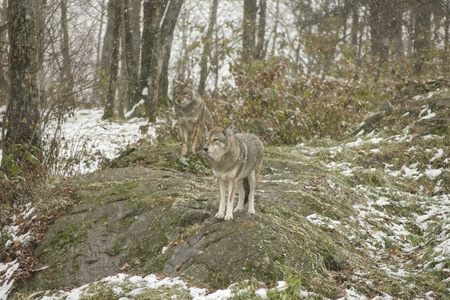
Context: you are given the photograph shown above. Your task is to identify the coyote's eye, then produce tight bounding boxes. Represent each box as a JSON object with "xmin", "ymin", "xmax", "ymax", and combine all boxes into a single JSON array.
[{"xmin": 213, "ymin": 138, "xmax": 219, "ymax": 142}]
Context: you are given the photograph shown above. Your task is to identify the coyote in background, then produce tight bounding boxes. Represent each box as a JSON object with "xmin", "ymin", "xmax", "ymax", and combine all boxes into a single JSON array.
[
  {"xmin": 203, "ymin": 123, "xmax": 264, "ymax": 221},
  {"xmin": 173, "ymin": 81, "xmax": 213, "ymax": 155}
]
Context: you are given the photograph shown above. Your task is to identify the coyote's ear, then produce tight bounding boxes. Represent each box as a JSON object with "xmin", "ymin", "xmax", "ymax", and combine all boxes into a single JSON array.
[{"xmin": 223, "ymin": 122, "xmax": 234, "ymax": 136}]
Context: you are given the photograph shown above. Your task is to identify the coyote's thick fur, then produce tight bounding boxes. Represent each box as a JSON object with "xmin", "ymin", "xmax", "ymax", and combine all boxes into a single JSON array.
[
  {"xmin": 173, "ymin": 83, "xmax": 213, "ymax": 155},
  {"xmin": 204, "ymin": 123, "xmax": 264, "ymax": 220}
]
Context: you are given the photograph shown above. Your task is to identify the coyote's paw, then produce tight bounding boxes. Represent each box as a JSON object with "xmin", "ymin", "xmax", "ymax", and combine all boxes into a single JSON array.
[
  {"xmin": 248, "ymin": 208, "xmax": 256, "ymax": 215},
  {"xmin": 233, "ymin": 206, "xmax": 243, "ymax": 212},
  {"xmin": 224, "ymin": 213, "xmax": 234, "ymax": 221},
  {"xmin": 215, "ymin": 212, "xmax": 225, "ymax": 219}
]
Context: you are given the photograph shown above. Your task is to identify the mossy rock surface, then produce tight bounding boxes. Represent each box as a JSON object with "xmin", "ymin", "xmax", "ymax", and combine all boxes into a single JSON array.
[{"xmin": 15, "ymin": 143, "xmax": 364, "ymax": 297}]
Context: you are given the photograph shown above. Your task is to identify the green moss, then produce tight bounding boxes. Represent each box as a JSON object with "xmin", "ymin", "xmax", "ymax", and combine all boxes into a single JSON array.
[
  {"xmin": 46, "ymin": 222, "xmax": 89, "ymax": 249},
  {"xmin": 174, "ymin": 153, "xmax": 211, "ymax": 175},
  {"xmin": 105, "ymin": 235, "xmax": 127, "ymax": 256},
  {"xmin": 125, "ymin": 230, "xmax": 170, "ymax": 274}
]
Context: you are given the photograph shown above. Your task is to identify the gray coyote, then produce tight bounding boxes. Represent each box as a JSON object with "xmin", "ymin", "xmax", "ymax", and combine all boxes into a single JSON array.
[
  {"xmin": 203, "ymin": 123, "xmax": 264, "ymax": 220},
  {"xmin": 173, "ymin": 82, "xmax": 213, "ymax": 155}
]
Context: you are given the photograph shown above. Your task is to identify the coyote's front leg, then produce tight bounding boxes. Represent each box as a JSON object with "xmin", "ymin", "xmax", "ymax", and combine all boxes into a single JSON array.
[
  {"xmin": 215, "ymin": 178, "xmax": 227, "ymax": 219},
  {"xmin": 180, "ymin": 125, "xmax": 189, "ymax": 156},
  {"xmin": 225, "ymin": 180, "xmax": 237, "ymax": 220}
]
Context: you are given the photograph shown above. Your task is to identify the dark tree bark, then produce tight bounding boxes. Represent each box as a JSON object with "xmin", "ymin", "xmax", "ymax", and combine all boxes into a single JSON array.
[
  {"xmin": 102, "ymin": 0, "xmax": 122, "ymax": 120},
  {"xmin": 158, "ymin": 29, "xmax": 174, "ymax": 108},
  {"xmin": 123, "ymin": 0, "xmax": 140, "ymax": 111},
  {"xmin": 139, "ymin": 0, "xmax": 158, "ymax": 115},
  {"xmin": 35, "ymin": 0, "xmax": 45, "ymax": 106},
  {"xmin": 130, "ymin": 0, "xmax": 142, "ymax": 67},
  {"xmin": 141, "ymin": 0, "xmax": 184, "ymax": 121},
  {"xmin": 148, "ymin": 0, "xmax": 183, "ymax": 113},
  {"xmin": 198, "ymin": 0, "xmax": 218, "ymax": 96},
  {"xmin": 101, "ymin": 0, "xmax": 116, "ymax": 72},
  {"xmin": 242, "ymin": 0, "xmax": 257, "ymax": 63},
  {"xmin": 2, "ymin": 0, "xmax": 41, "ymax": 175},
  {"xmin": 0, "ymin": 0, "xmax": 8, "ymax": 104}
]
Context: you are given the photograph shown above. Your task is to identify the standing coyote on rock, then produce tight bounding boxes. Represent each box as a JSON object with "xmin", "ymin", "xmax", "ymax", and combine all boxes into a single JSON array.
[
  {"xmin": 203, "ymin": 123, "xmax": 264, "ymax": 220},
  {"xmin": 173, "ymin": 82, "xmax": 213, "ymax": 155}
]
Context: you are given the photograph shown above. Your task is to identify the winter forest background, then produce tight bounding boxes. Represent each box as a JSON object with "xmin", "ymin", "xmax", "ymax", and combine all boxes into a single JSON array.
[
  {"xmin": 1, "ymin": 0, "xmax": 449, "ymax": 188},
  {"xmin": 1, "ymin": 1, "xmax": 450, "ymax": 299}
]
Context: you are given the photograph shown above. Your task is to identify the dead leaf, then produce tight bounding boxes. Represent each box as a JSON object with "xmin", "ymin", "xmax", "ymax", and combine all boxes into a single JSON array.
[
  {"xmin": 120, "ymin": 262, "xmax": 130, "ymax": 271},
  {"xmin": 175, "ymin": 262, "xmax": 183, "ymax": 271}
]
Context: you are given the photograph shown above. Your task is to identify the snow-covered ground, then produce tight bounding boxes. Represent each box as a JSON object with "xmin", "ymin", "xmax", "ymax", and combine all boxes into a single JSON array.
[
  {"xmin": 0, "ymin": 106, "xmax": 157, "ymax": 176},
  {"xmin": 43, "ymin": 108, "xmax": 157, "ymax": 175}
]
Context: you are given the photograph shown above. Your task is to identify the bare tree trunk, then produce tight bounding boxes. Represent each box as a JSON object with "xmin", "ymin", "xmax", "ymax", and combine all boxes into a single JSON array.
[
  {"xmin": 139, "ymin": 0, "xmax": 158, "ymax": 112},
  {"xmin": 35, "ymin": 0, "xmax": 45, "ymax": 107},
  {"xmin": 242, "ymin": 0, "xmax": 257, "ymax": 63},
  {"xmin": 212, "ymin": 25, "xmax": 219, "ymax": 94},
  {"xmin": 123, "ymin": 0, "xmax": 140, "ymax": 111},
  {"xmin": 130, "ymin": 0, "xmax": 142, "ymax": 67},
  {"xmin": 97, "ymin": 0, "xmax": 116, "ymax": 105},
  {"xmin": 119, "ymin": 1, "xmax": 127, "ymax": 118},
  {"xmin": 158, "ymin": 37, "xmax": 172, "ymax": 108},
  {"xmin": 146, "ymin": 0, "xmax": 184, "ymax": 121},
  {"xmin": 271, "ymin": 0, "xmax": 279, "ymax": 55},
  {"xmin": 101, "ymin": 0, "xmax": 116, "ymax": 72},
  {"xmin": 0, "ymin": 0, "xmax": 9, "ymax": 104},
  {"xmin": 198, "ymin": 0, "xmax": 218, "ymax": 96},
  {"xmin": 61, "ymin": 0, "xmax": 75, "ymax": 111},
  {"xmin": 444, "ymin": 1, "xmax": 449, "ymax": 73},
  {"xmin": 96, "ymin": 0, "xmax": 106, "ymax": 69},
  {"xmin": 255, "ymin": 0, "xmax": 266, "ymax": 60},
  {"xmin": 3, "ymin": 0, "xmax": 41, "ymax": 176},
  {"xmin": 102, "ymin": 0, "xmax": 122, "ymax": 120},
  {"xmin": 406, "ymin": 9, "xmax": 414, "ymax": 57},
  {"xmin": 350, "ymin": 0, "xmax": 359, "ymax": 59}
]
